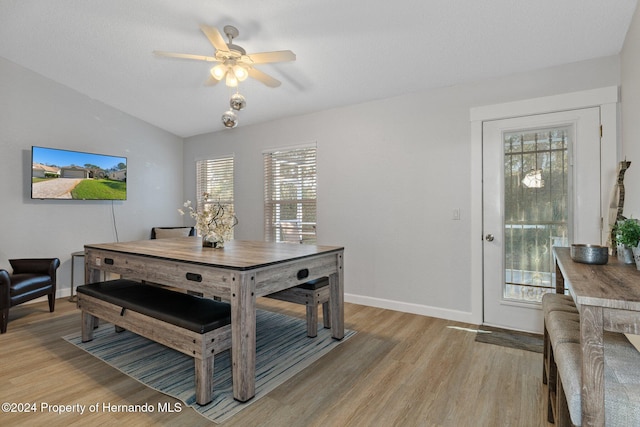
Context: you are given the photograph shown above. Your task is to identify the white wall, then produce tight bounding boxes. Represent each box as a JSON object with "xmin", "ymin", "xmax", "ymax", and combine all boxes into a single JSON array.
[
  {"xmin": 184, "ymin": 56, "xmax": 620, "ymax": 324},
  {"xmin": 0, "ymin": 57, "xmax": 185, "ymax": 297},
  {"xmin": 622, "ymin": 4, "xmax": 640, "ymax": 217}
]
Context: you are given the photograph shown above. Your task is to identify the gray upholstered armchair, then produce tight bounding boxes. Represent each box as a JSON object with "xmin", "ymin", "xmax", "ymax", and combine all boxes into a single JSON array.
[{"xmin": 0, "ymin": 258, "xmax": 60, "ymax": 333}]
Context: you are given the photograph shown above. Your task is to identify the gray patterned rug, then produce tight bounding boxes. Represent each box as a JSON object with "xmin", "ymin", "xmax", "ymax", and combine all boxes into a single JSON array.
[{"xmin": 64, "ymin": 310, "xmax": 355, "ymax": 423}]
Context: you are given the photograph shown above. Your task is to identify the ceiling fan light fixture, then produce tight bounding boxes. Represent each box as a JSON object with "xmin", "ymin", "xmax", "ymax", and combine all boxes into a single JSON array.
[
  {"xmin": 155, "ymin": 24, "xmax": 296, "ymax": 128},
  {"xmin": 233, "ymin": 65, "xmax": 249, "ymax": 81},
  {"xmin": 225, "ymin": 71, "xmax": 238, "ymax": 87},
  {"xmin": 210, "ymin": 64, "xmax": 227, "ymax": 80}
]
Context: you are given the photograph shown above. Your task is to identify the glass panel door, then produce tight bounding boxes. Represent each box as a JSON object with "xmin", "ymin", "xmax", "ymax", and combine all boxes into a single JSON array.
[{"xmin": 483, "ymin": 107, "xmax": 601, "ymax": 332}]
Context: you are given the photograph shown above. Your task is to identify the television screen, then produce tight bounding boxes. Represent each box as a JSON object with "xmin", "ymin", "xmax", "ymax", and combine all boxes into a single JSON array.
[{"xmin": 31, "ymin": 146, "xmax": 127, "ymax": 200}]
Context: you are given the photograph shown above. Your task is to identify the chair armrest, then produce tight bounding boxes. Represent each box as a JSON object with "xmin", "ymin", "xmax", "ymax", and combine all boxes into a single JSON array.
[
  {"xmin": 9, "ymin": 258, "xmax": 61, "ymax": 277},
  {"xmin": 0, "ymin": 269, "xmax": 10, "ymax": 309}
]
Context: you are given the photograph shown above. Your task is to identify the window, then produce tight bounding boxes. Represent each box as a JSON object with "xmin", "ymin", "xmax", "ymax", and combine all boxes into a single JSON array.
[
  {"xmin": 503, "ymin": 127, "xmax": 569, "ymax": 302},
  {"xmin": 264, "ymin": 145, "xmax": 317, "ymax": 244},
  {"xmin": 196, "ymin": 156, "xmax": 234, "ymax": 233}
]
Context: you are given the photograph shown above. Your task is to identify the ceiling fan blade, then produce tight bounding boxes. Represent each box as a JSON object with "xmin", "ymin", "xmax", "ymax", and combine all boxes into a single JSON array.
[
  {"xmin": 245, "ymin": 50, "xmax": 296, "ymax": 64},
  {"xmin": 153, "ymin": 51, "xmax": 218, "ymax": 62},
  {"xmin": 247, "ymin": 68, "xmax": 281, "ymax": 88},
  {"xmin": 199, "ymin": 24, "xmax": 230, "ymax": 53}
]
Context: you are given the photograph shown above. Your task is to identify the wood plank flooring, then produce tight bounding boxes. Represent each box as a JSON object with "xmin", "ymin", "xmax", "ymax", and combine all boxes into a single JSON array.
[{"xmin": 0, "ymin": 298, "xmax": 552, "ymax": 427}]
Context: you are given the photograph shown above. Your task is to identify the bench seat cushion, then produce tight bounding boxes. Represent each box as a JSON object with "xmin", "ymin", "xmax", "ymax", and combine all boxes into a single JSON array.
[
  {"xmin": 542, "ymin": 293, "xmax": 578, "ymax": 317},
  {"xmin": 296, "ymin": 277, "xmax": 329, "ymax": 290},
  {"xmin": 77, "ymin": 279, "xmax": 231, "ymax": 334},
  {"xmin": 555, "ymin": 332, "xmax": 640, "ymax": 426},
  {"xmin": 546, "ymin": 310, "xmax": 581, "ymax": 349}
]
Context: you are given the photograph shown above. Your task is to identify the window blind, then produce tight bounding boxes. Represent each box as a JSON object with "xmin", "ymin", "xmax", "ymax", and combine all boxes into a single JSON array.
[
  {"xmin": 196, "ymin": 156, "xmax": 234, "ymax": 212},
  {"xmin": 264, "ymin": 146, "xmax": 317, "ymax": 244}
]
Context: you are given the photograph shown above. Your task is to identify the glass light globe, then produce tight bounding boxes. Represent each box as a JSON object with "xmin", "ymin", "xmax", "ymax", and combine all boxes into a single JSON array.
[
  {"xmin": 210, "ymin": 64, "xmax": 227, "ymax": 81},
  {"xmin": 221, "ymin": 110, "xmax": 238, "ymax": 128},
  {"xmin": 233, "ymin": 65, "xmax": 249, "ymax": 81},
  {"xmin": 230, "ymin": 93, "xmax": 246, "ymax": 111},
  {"xmin": 225, "ymin": 72, "xmax": 238, "ymax": 87}
]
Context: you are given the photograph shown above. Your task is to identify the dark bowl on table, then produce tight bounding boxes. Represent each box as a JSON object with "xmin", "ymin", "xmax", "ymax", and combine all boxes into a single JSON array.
[{"xmin": 570, "ymin": 244, "xmax": 608, "ymax": 265}]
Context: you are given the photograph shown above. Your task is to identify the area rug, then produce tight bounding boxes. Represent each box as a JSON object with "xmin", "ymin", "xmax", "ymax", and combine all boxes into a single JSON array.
[
  {"xmin": 63, "ymin": 310, "xmax": 356, "ymax": 423},
  {"xmin": 474, "ymin": 325, "xmax": 543, "ymax": 353}
]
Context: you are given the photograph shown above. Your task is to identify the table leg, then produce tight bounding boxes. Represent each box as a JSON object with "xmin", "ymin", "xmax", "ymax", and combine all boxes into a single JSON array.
[
  {"xmin": 84, "ymin": 257, "xmax": 102, "ymax": 284},
  {"xmin": 555, "ymin": 260, "xmax": 565, "ymax": 294},
  {"xmin": 329, "ymin": 252, "xmax": 345, "ymax": 340},
  {"xmin": 231, "ymin": 272, "xmax": 256, "ymax": 402},
  {"xmin": 580, "ymin": 304, "xmax": 605, "ymax": 427},
  {"xmin": 69, "ymin": 252, "xmax": 85, "ymax": 302},
  {"xmin": 70, "ymin": 254, "xmax": 77, "ymax": 302}
]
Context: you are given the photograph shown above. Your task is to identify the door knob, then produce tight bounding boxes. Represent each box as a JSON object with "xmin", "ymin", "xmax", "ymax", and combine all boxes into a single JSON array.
[{"xmin": 485, "ymin": 234, "xmax": 494, "ymax": 242}]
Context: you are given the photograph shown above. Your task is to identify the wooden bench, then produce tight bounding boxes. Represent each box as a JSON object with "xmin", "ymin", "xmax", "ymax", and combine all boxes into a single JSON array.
[
  {"xmin": 554, "ymin": 332, "xmax": 640, "ymax": 426},
  {"xmin": 542, "ymin": 294, "xmax": 579, "ymax": 408},
  {"xmin": 265, "ymin": 277, "xmax": 330, "ymax": 337},
  {"xmin": 542, "ymin": 293, "xmax": 640, "ymax": 426},
  {"xmin": 76, "ymin": 279, "xmax": 232, "ymax": 405}
]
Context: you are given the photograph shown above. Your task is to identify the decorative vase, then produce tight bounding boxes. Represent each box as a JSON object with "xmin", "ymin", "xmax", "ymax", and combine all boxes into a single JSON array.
[
  {"xmin": 633, "ymin": 247, "xmax": 640, "ymax": 271},
  {"xmin": 202, "ymin": 235, "xmax": 224, "ymax": 249},
  {"xmin": 617, "ymin": 244, "xmax": 635, "ymax": 264}
]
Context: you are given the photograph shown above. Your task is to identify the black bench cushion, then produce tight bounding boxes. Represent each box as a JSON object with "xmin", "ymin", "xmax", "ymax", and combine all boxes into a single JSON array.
[
  {"xmin": 77, "ymin": 279, "xmax": 231, "ymax": 334},
  {"xmin": 296, "ymin": 277, "xmax": 329, "ymax": 290}
]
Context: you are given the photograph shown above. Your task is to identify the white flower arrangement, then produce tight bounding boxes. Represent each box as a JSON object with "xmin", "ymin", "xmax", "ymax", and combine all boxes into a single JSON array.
[{"xmin": 179, "ymin": 194, "xmax": 238, "ymax": 246}]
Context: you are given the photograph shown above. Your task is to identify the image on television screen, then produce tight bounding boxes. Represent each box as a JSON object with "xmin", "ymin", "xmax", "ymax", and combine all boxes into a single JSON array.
[{"xmin": 31, "ymin": 146, "xmax": 127, "ymax": 200}]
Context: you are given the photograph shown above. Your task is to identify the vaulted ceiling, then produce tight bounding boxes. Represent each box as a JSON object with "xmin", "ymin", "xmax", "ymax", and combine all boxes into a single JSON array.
[{"xmin": 0, "ymin": 0, "xmax": 637, "ymax": 137}]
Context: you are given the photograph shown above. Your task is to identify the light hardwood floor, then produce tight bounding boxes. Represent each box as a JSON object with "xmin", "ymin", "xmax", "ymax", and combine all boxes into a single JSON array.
[{"xmin": 0, "ymin": 298, "xmax": 552, "ymax": 427}]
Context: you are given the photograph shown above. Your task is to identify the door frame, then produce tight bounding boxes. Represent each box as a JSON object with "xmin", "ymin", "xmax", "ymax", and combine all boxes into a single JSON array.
[{"xmin": 469, "ymin": 86, "xmax": 619, "ymax": 326}]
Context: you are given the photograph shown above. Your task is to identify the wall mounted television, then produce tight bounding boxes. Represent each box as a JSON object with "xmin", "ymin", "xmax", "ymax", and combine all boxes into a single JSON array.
[{"xmin": 31, "ymin": 146, "xmax": 127, "ymax": 200}]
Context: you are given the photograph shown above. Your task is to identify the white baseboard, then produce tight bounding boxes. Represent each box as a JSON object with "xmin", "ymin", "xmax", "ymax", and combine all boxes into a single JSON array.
[
  {"xmin": 26, "ymin": 289, "xmax": 476, "ymax": 327},
  {"xmin": 19, "ymin": 288, "xmax": 73, "ymax": 306},
  {"xmin": 58, "ymin": 288, "xmax": 72, "ymax": 300},
  {"xmin": 345, "ymin": 293, "xmax": 478, "ymax": 325}
]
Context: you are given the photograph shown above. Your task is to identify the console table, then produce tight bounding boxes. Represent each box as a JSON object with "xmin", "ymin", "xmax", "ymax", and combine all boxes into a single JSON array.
[{"xmin": 553, "ymin": 247, "xmax": 640, "ymax": 426}]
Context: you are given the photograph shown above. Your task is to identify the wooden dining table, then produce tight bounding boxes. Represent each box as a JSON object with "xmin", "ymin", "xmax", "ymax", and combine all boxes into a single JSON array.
[
  {"xmin": 84, "ymin": 237, "xmax": 345, "ymax": 402},
  {"xmin": 553, "ymin": 247, "xmax": 640, "ymax": 426}
]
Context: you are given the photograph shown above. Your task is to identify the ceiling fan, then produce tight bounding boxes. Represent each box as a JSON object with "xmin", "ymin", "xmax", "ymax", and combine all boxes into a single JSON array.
[{"xmin": 153, "ymin": 24, "xmax": 296, "ymax": 88}]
